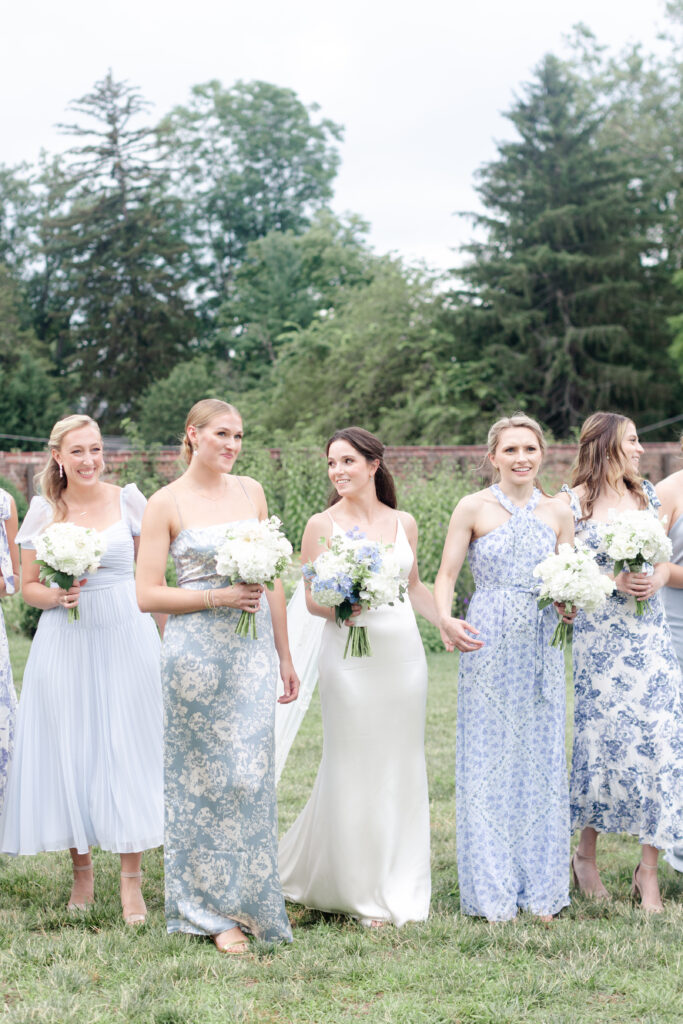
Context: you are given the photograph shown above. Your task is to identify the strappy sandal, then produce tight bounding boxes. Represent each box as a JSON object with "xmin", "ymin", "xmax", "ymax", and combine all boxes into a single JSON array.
[
  {"xmin": 631, "ymin": 862, "xmax": 664, "ymax": 914},
  {"xmin": 212, "ymin": 928, "xmax": 249, "ymax": 954},
  {"xmin": 120, "ymin": 870, "xmax": 147, "ymax": 926},
  {"xmin": 67, "ymin": 862, "xmax": 94, "ymax": 911}
]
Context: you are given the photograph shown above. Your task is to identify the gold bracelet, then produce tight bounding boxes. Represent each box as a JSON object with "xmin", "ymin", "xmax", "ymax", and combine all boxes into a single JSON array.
[
  {"xmin": 208, "ymin": 589, "xmax": 216, "ymax": 609},
  {"xmin": 203, "ymin": 589, "xmax": 211, "ymax": 610}
]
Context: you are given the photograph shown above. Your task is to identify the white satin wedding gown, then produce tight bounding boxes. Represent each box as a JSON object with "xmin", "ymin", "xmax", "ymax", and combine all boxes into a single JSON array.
[{"xmin": 278, "ymin": 516, "xmax": 430, "ymax": 926}]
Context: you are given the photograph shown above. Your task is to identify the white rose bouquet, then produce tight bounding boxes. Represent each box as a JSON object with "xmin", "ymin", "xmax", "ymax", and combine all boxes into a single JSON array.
[
  {"xmin": 215, "ymin": 516, "xmax": 293, "ymax": 638},
  {"xmin": 533, "ymin": 543, "xmax": 614, "ymax": 649},
  {"xmin": 34, "ymin": 522, "xmax": 107, "ymax": 623},
  {"xmin": 303, "ymin": 527, "xmax": 407, "ymax": 658},
  {"xmin": 601, "ymin": 508, "xmax": 673, "ymax": 615}
]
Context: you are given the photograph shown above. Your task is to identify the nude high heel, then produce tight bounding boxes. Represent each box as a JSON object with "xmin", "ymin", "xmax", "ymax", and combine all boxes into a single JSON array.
[
  {"xmin": 631, "ymin": 862, "xmax": 664, "ymax": 914},
  {"xmin": 120, "ymin": 871, "xmax": 147, "ymax": 926},
  {"xmin": 67, "ymin": 862, "xmax": 94, "ymax": 911},
  {"xmin": 571, "ymin": 850, "xmax": 610, "ymax": 900}
]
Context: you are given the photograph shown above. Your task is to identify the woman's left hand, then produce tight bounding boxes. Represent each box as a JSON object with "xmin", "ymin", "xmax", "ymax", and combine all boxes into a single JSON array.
[
  {"xmin": 616, "ymin": 565, "xmax": 669, "ymax": 600},
  {"xmin": 277, "ymin": 658, "xmax": 300, "ymax": 704}
]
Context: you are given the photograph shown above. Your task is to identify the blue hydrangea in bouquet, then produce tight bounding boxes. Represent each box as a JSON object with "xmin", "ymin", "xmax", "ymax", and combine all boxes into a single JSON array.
[{"xmin": 303, "ymin": 527, "xmax": 407, "ymax": 658}]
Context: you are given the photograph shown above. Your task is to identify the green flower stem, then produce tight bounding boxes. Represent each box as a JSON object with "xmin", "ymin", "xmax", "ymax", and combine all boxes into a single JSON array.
[
  {"xmin": 235, "ymin": 610, "xmax": 258, "ymax": 638},
  {"xmin": 343, "ymin": 624, "xmax": 372, "ymax": 658}
]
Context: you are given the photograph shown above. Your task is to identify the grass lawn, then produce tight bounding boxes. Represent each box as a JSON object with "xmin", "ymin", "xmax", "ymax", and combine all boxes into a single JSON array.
[{"xmin": 1, "ymin": 626, "xmax": 682, "ymax": 1023}]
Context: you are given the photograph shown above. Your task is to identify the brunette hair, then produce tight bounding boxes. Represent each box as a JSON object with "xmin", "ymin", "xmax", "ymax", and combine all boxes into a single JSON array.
[
  {"xmin": 486, "ymin": 413, "xmax": 549, "ymax": 493},
  {"xmin": 571, "ymin": 411, "xmax": 646, "ymax": 520},
  {"xmin": 181, "ymin": 399, "xmax": 241, "ymax": 465},
  {"xmin": 325, "ymin": 427, "xmax": 397, "ymax": 509},
  {"xmin": 36, "ymin": 414, "xmax": 101, "ymax": 522}
]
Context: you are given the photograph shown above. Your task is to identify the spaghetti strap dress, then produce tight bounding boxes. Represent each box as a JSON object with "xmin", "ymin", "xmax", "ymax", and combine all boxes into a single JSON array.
[
  {"xmin": 161, "ymin": 483, "xmax": 292, "ymax": 943},
  {"xmin": 278, "ymin": 516, "xmax": 430, "ymax": 926},
  {"xmin": 456, "ymin": 485, "xmax": 570, "ymax": 921},
  {"xmin": 0, "ymin": 484, "xmax": 164, "ymax": 855}
]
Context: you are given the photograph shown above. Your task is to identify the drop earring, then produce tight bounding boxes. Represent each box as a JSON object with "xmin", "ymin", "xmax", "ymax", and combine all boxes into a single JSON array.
[{"xmin": 58, "ymin": 463, "xmax": 64, "ymax": 479}]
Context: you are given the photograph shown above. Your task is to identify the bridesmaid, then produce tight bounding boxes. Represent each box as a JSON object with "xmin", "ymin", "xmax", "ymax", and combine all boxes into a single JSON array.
[
  {"xmin": 0, "ymin": 487, "xmax": 19, "ymax": 815},
  {"xmin": 559, "ymin": 412, "xmax": 683, "ymax": 909},
  {"xmin": 435, "ymin": 414, "xmax": 574, "ymax": 922},
  {"xmin": 136, "ymin": 399, "xmax": 299, "ymax": 953},
  {"xmin": 656, "ymin": 440, "xmax": 683, "ymax": 672},
  {"xmin": 0, "ymin": 415, "xmax": 163, "ymax": 923}
]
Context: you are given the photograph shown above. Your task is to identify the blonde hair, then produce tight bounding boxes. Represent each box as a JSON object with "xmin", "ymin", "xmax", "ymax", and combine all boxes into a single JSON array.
[
  {"xmin": 36, "ymin": 415, "xmax": 101, "ymax": 521},
  {"xmin": 571, "ymin": 411, "xmax": 646, "ymax": 520},
  {"xmin": 181, "ymin": 399, "xmax": 241, "ymax": 465}
]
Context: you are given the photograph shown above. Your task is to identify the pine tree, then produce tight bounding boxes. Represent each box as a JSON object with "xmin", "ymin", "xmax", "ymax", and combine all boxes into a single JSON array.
[
  {"xmin": 451, "ymin": 54, "xmax": 676, "ymax": 436},
  {"xmin": 45, "ymin": 71, "xmax": 197, "ymax": 424}
]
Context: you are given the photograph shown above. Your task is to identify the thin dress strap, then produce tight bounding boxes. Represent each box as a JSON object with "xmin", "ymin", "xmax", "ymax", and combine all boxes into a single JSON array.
[
  {"xmin": 236, "ymin": 476, "xmax": 258, "ymax": 515},
  {"xmin": 168, "ymin": 487, "xmax": 185, "ymax": 532}
]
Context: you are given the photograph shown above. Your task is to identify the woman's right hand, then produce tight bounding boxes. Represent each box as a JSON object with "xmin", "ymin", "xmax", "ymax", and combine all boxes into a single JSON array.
[
  {"xmin": 439, "ymin": 617, "xmax": 484, "ymax": 653},
  {"xmin": 54, "ymin": 579, "xmax": 86, "ymax": 612},
  {"xmin": 213, "ymin": 582, "xmax": 264, "ymax": 613}
]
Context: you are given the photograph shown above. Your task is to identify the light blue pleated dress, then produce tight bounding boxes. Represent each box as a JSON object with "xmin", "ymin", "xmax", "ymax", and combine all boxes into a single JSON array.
[
  {"xmin": 456, "ymin": 485, "xmax": 570, "ymax": 921},
  {"xmin": 161, "ymin": 499, "xmax": 292, "ymax": 943},
  {"xmin": 0, "ymin": 484, "xmax": 164, "ymax": 855},
  {"xmin": 0, "ymin": 489, "xmax": 18, "ymax": 816}
]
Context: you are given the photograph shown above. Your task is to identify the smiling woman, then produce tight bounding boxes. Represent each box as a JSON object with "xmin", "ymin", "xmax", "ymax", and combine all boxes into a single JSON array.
[
  {"xmin": 434, "ymin": 413, "xmax": 575, "ymax": 923},
  {"xmin": 0, "ymin": 413, "xmax": 164, "ymax": 927},
  {"xmin": 135, "ymin": 398, "xmax": 298, "ymax": 954}
]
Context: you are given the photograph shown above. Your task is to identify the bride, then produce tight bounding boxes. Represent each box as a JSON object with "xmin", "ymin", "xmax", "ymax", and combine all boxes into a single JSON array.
[{"xmin": 278, "ymin": 426, "xmax": 439, "ymax": 926}]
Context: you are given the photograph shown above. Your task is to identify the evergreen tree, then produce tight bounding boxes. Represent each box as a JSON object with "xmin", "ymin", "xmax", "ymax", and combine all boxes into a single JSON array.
[
  {"xmin": 45, "ymin": 71, "xmax": 197, "ymax": 424},
  {"xmin": 451, "ymin": 54, "xmax": 677, "ymax": 436}
]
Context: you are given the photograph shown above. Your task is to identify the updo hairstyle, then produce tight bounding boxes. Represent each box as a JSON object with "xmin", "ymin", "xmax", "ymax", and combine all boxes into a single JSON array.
[{"xmin": 181, "ymin": 399, "xmax": 241, "ymax": 465}]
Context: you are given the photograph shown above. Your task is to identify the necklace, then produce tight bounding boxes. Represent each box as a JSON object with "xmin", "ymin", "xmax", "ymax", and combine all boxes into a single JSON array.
[{"xmin": 188, "ymin": 479, "xmax": 230, "ymax": 503}]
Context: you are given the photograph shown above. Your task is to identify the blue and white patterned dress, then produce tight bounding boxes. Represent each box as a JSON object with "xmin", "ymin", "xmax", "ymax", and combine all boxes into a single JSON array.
[
  {"xmin": 162, "ymin": 517, "xmax": 292, "ymax": 943},
  {"xmin": 564, "ymin": 483, "xmax": 683, "ymax": 853},
  {"xmin": 456, "ymin": 485, "xmax": 570, "ymax": 921},
  {"xmin": 0, "ymin": 489, "xmax": 17, "ymax": 815}
]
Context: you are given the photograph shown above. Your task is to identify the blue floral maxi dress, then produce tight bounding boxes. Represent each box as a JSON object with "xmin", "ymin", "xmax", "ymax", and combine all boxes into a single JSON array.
[
  {"xmin": 563, "ymin": 484, "xmax": 683, "ymax": 860},
  {"xmin": 456, "ymin": 485, "xmax": 570, "ymax": 920},
  {"xmin": 0, "ymin": 490, "xmax": 17, "ymax": 815},
  {"xmin": 162, "ymin": 518, "xmax": 292, "ymax": 943}
]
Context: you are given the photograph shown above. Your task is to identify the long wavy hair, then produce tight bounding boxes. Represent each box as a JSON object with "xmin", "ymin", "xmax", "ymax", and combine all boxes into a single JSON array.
[
  {"xmin": 181, "ymin": 399, "xmax": 241, "ymax": 465},
  {"xmin": 326, "ymin": 427, "xmax": 397, "ymax": 509},
  {"xmin": 571, "ymin": 411, "xmax": 646, "ymax": 520},
  {"xmin": 36, "ymin": 415, "xmax": 101, "ymax": 522}
]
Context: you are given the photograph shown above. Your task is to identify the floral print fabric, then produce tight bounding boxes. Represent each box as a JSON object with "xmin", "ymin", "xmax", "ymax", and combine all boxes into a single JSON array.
[
  {"xmin": 564, "ymin": 483, "xmax": 683, "ymax": 849},
  {"xmin": 162, "ymin": 521, "xmax": 292, "ymax": 943},
  {"xmin": 456, "ymin": 485, "xmax": 570, "ymax": 920}
]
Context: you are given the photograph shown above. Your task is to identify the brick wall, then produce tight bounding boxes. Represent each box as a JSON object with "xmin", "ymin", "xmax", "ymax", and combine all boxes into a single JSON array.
[{"xmin": 2, "ymin": 443, "xmax": 681, "ymax": 501}]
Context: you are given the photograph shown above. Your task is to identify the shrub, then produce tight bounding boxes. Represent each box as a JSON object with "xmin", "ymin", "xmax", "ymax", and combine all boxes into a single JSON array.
[{"xmin": 0, "ymin": 475, "xmax": 28, "ymax": 520}]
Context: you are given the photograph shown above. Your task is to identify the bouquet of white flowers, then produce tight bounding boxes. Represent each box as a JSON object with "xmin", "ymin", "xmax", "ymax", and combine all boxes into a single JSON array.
[
  {"xmin": 303, "ymin": 527, "xmax": 407, "ymax": 658},
  {"xmin": 215, "ymin": 516, "xmax": 293, "ymax": 637},
  {"xmin": 533, "ymin": 543, "xmax": 614, "ymax": 649},
  {"xmin": 601, "ymin": 508, "xmax": 673, "ymax": 615},
  {"xmin": 34, "ymin": 522, "xmax": 107, "ymax": 623}
]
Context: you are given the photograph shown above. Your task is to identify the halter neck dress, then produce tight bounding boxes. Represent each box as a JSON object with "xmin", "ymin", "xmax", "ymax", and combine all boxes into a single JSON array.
[{"xmin": 456, "ymin": 485, "xmax": 570, "ymax": 921}]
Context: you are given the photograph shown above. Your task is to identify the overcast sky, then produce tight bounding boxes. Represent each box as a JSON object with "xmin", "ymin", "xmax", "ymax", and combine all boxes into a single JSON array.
[{"xmin": 1, "ymin": 1, "xmax": 673, "ymax": 272}]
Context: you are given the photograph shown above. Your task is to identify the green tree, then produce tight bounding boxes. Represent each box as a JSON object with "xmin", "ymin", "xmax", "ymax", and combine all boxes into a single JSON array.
[
  {"xmin": 0, "ymin": 264, "xmax": 62, "ymax": 442},
  {"xmin": 44, "ymin": 71, "xmax": 197, "ymax": 424},
  {"xmin": 448, "ymin": 54, "xmax": 676, "ymax": 437},
  {"xmin": 136, "ymin": 356, "xmax": 231, "ymax": 444},
  {"xmin": 217, "ymin": 211, "xmax": 374, "ymax": 379},
  {"xmin": 241, "ymin": 259, "xmax": 454, "ymax": 441},
  {"xmin": 161, "ymin": 80, "xmax": 342, "ymax": 311}
]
